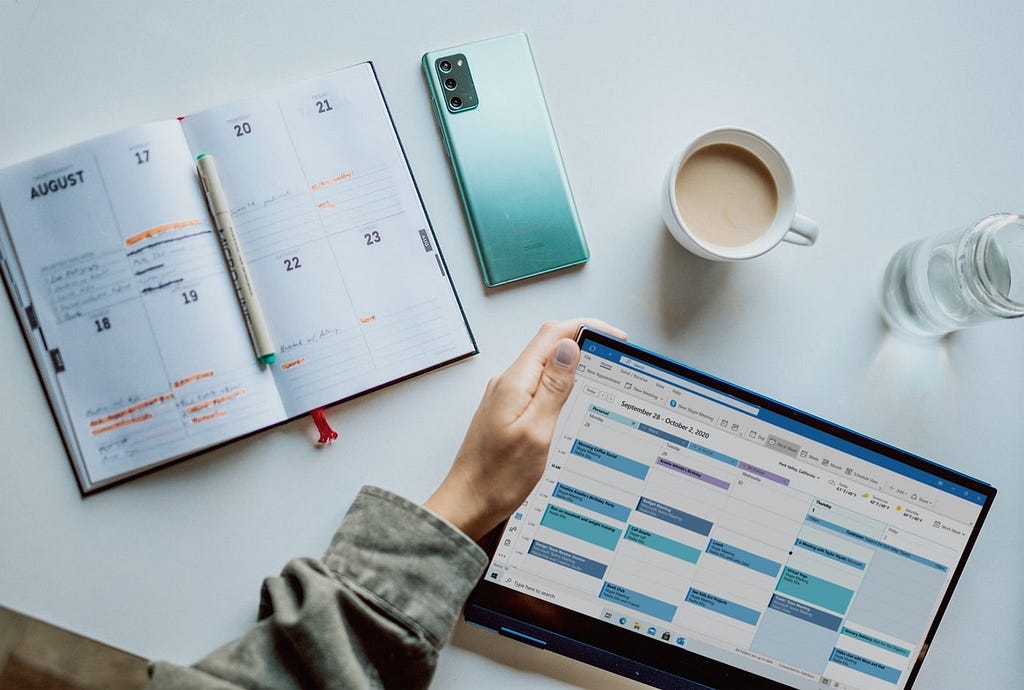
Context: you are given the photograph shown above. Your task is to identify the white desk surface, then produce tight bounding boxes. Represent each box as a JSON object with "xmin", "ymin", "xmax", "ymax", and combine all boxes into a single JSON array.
[{"xmin": 1, "ymin": 2, "xmax": 1021, "ymax": 688}]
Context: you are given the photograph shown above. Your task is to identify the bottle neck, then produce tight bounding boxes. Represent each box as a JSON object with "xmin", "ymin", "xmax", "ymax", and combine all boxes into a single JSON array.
[{"xmin": 965, "ymin": 213, "xmax": 1024, "ymax": 317}]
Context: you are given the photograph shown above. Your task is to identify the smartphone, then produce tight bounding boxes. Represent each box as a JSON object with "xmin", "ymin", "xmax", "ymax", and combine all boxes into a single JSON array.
[{"xmin": 422, "ymin": 33, "xmax": 589, "ymax": 287}]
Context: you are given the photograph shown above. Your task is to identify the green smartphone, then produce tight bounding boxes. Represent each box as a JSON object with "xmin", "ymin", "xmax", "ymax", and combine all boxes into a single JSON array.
[{"xmin": 422, "ymin": 33, "xmax": 589, "ymax": 287}]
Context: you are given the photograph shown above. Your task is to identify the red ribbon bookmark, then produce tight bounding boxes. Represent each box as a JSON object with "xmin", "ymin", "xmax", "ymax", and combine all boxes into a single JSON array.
[{"xmin": 310, "ymin": 408, "xmax": 339, "ymax": 444}]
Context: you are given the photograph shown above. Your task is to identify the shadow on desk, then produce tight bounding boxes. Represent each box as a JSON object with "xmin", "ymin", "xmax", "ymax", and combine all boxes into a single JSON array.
[
  {"xmin": 655, "ymin": 228, "xmax": 732, "ymax": 334},
  {"xmin": 0, "ymin": 606, "xmax": 148, "ymax": 690}
]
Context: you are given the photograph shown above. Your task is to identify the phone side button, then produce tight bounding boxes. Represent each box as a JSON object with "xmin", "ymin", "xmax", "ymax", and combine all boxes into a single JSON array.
[{"xmin": 430, "ymin": 99, "xmax": 445, "ymax": 134}]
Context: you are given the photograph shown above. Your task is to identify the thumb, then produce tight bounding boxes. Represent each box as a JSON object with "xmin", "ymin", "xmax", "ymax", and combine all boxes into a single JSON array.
[{"xmin": 528, "ymin": 338, "xmax": 580, "ymax": 423}]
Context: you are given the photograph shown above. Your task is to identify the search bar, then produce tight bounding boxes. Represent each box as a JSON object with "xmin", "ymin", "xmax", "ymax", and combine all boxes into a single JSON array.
[{"xmin": 619, "ymin": 357, "xmax": 760, "ymax": 415}]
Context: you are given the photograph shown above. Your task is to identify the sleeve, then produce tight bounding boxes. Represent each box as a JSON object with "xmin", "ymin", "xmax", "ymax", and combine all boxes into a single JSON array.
[{"xmin": 146, "ymin": 486, "xmax": 489, "ymax": 690}]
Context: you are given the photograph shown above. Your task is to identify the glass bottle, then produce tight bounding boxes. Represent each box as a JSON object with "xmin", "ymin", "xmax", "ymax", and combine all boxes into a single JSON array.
[{"xmin": 880, "ymin": 213, "xmax": 1024, "ymax": 339}]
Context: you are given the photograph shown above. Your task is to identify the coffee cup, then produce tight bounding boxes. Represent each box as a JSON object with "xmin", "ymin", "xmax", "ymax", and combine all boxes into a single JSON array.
[{"xmin": 662, "ymin": 127, "xmax": 819, "ymax": 261}]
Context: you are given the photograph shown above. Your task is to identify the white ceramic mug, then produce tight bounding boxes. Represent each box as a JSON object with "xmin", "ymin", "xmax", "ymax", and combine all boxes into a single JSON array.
[{"xmin": 662, "ymin": 127, "xmax": 819, "ymax": 261}]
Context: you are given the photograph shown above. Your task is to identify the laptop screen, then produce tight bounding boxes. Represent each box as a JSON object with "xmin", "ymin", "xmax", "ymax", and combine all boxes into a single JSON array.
[{"xmin": 466, "ymin": 328, "xmax": 994, "ymax": 689}]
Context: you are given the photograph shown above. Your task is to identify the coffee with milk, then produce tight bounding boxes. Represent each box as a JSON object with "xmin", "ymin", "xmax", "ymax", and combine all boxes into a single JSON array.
[{"xmin": 673, "ymin": 143, "xmax": 778, "ymax": 248}]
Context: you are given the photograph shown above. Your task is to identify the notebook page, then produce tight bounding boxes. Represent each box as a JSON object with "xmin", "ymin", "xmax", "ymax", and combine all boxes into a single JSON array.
[
  {"xmin": 0, "ymin": 121, "xmax": 285, "ymax": 488},
  {"xmin": 181, "ymin": 63, "xmax": 474, "ymax": 416}
]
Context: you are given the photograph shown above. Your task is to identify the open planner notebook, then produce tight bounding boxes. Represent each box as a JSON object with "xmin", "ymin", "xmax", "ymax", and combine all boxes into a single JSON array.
[{"xmin": 0, "ymin": 63, "xmax": 476, "ymax": 494}]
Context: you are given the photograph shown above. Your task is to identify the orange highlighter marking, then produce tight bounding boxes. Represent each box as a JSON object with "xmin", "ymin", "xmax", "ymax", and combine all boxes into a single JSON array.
[
  {"xmin": 173, "ymin": 370, "xmax": 215, "ymax": 389},
  {"xmin": 310, "ymin": 171, "xmax": 354, "ymax": 191},
  {"xmin": 191, "ymin": 410, "xmax": 228, "ymax": 424},
  {"xmin": 92, "ymin": 413, "xmax": 153, "ymax": 436},
  {"xmin": 281, "ymin": 357, "xmax": 307, "ymax": 370},
  {"xmin": 89, "ymin": 393, "xmax": 174, "ymax": 427},
  {"xmin": 124, "ymin": 219, "xmax": 201, "ymax": 248},
  {"xmin": 184, "ymin": 389, "xmax": 246, "ymax": 415}
]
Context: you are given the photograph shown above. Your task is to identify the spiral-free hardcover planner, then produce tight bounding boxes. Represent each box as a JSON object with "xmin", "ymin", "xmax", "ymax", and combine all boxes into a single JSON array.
[{"xmin": 0, "ymin": 63, "xmax": 476, "ymax": 494}]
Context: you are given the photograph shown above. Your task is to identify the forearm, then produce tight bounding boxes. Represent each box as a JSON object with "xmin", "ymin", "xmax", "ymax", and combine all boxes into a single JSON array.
[{"xmin": 147, "ymin": 487, "xmax": 488, "ymax": 690}]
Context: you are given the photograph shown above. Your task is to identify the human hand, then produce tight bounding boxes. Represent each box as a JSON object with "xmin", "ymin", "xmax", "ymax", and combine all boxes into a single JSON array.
[{"xmin": 425, "ymin": 318, "xmax": 627, "ymax": 541}]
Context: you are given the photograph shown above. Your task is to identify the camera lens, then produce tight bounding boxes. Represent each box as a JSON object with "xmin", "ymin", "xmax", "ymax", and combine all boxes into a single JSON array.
[
  {"xmin": 444, "ymin": 77, "xmax": 457, "ymax": 90},
  {"xmin": 438, "ymin": 60, "xmax": 452, "ymax": 73},
  {"xmin": 450, "ymin": 96, "xmax": 463, "ymax": 109}
]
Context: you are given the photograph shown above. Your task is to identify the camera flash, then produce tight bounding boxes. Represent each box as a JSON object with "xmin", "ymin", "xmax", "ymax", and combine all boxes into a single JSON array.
[{"xmin": 457, "ymin": 59, "xmax": 464, "ymax": 66}]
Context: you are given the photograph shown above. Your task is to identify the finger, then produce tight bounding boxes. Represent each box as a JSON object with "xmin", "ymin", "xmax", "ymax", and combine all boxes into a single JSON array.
[
  {"xmin": 526, "ymin": 337, "xmax": 581, "ymax": 424},
  {"xmin": 505, "ymin": 318, "xmax": 627, "ymax": 386}
]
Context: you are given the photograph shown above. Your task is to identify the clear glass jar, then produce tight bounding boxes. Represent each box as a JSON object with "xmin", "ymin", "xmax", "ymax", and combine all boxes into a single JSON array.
[{"xmin": 880, "ymin": 213, "xmax": 1024, "ymax": 339}]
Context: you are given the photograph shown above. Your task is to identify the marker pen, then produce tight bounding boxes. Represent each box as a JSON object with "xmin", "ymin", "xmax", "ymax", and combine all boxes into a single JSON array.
[{"xmin": 196, "ymin": 153, "xmax": 275, "ymax": 366}]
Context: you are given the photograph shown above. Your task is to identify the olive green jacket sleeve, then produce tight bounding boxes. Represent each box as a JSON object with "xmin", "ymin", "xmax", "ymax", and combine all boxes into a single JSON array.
[{"xmin": 146, "ymin": 486, "xmax": 489, "ymax": 689}]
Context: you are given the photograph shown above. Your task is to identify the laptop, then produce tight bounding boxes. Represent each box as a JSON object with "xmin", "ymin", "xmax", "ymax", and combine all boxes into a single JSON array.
[{"xmin": 466, "ymin": 327, "xmax": 995, "ymax": 689}]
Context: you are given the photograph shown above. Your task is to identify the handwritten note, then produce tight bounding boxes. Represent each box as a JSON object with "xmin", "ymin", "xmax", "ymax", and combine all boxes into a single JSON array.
[{"xmin": 42, "ymin": 250, "xmax": 134, "ymax": 323}]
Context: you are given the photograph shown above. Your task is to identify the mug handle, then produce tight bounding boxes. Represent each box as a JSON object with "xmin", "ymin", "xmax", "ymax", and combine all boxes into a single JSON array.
[{"xmin": 783, "ymin": 213, "xmax": 819, "ymax": 246}]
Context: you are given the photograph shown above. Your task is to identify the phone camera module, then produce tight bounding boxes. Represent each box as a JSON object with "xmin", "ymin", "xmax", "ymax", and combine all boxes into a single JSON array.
[{"xmin": 437, "ymin": 53, "xmax": 475, "ymax": 113}]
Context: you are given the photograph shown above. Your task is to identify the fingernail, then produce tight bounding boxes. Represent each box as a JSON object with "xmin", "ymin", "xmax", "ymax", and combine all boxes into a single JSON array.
[{"xmin": 553, "ymin": 340, "xmax": 577, "ymax": 368}]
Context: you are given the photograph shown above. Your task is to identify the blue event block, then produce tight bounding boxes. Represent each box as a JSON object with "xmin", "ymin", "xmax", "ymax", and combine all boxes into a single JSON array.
[
  {"xmin": 840, "ymin": 627, "xmax": 910, "ymax": 657},
  {"xmin": 587, "ymin": 405, "xmax": 638, "ymax": 428},
  {"xmin": 795, "ymin": 539, "xmax": 866, "ymax": 570},
  {"xmin": 776, "ymin": 567, "xmax": 854, "ymax": 615},
  {"xmin": 599, "ymin": 582, "xmax": 678, "ymax": 622},
  {"xmin": 686, "ymin": 442, "xmax": 740, "ymax": 467},
  {"xmin": 553, "ymin": 483, "xmax": 631, "ymax": 523},
  {"xmin": 528, "ymin": 540, "xmax": 608, "ymax": 578},
  {"xmin": 829, "ymin": 648, "xmax": 902, "ymax": 684},
  {"xmin": 570, "ymin": 440, "xmax": 649, "ymax": 480},
  {"xmin": 624, "ymin": 525, "xmax": 701, "ymax": 563},
  {"xmin": 540, "ymin": 504, "xmax": 622, "ymax": 550},
  {"xmin": 805, "ymin": 515, "xmax": 947, "ymax": 572},
  {"xmin": 685, "ymin": 588, "xmax": 761, "ymax": 625},
  {"xmin": 767, "ymin": 593, "xmax": 842, "ymax": 631},
  {"xmin": 637, "ymin": 423, "xmax": 688, "ymax": 446},
  {"xmin": 635, "ymin": 497, "xmax": 713, "ymax": 536},
  {"xmin": 705, "ymin": 539, "xmax": 781, "ymax": 577}
]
